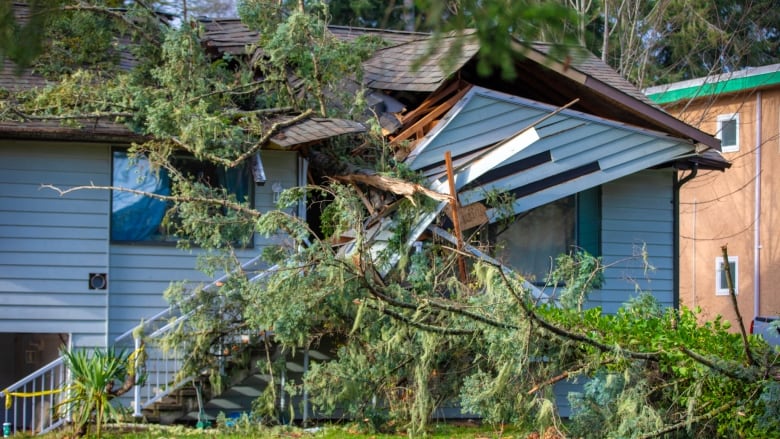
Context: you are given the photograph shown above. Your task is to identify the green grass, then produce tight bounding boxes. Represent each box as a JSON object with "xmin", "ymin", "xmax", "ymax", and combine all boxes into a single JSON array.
[{"xmin": 39, "ymin": 422, "xmax": 525, "ymax": 439}]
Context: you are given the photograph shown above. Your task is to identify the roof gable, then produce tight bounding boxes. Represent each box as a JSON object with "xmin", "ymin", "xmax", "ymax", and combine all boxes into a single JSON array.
[{"xmin": 406, "ymin": 86, "xmax": 700, "ymax": 218}]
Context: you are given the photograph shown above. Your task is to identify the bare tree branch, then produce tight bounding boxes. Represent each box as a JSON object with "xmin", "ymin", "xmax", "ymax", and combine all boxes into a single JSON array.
[{"xmin": 40, "ymin": 183, "xmax": 261, "ymax": 218}]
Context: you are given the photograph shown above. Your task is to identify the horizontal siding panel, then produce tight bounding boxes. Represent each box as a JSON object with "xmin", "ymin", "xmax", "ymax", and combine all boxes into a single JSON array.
[
  {"xmin": 551, "ymin": 127, "xmax": 631, "ymax": 161},
  {"xmin": 0, "ymin": 252, "xmax": 106, "ymax": 267},
  {"xmin": 0, "ymin": 225, "xmax": 107, "ymax": 240},
  {"xmin": 0, "ymin": 152, "xmax": 107, "ymax": 173},
  {"xmin": 602, "ymin": 195, "xmax": 673, "ymax": 210},
  {"xmin": 108, "ymin": 296, "xmax": 169, "ymax": 309},
  {"xmin": 109, "ymin": 267, "xmax": 209, "ymax": 282},
  {"xmin": 0, "ymin": 292, "xmax": 106, "ymax": 307},
  {"xmin": 0, "ymin": 169, "xmax": 110, "ymax": 188},
  {"xmin": 0, "ymin": 305, "xmax": 104, "ymax": 320},
  {"xmin": 0, "ymin": 211, "xmax": 108, "ymax": 228},
  {"xmin": 110, "ymin": 251, "xmax": 206, "ymax": 271},
  {"xmin": 71, "ymin": 334, "xmax": 108, "ymax": 348},
  {"xmin": 109, "ymin": 306, "xmax": 168, "ymax": 320},
  {"xmin": 1, "ymin": 265, "xmax": 106, "ymax": 280},
  {"xmin": 0, "ymin": 237, "xmax": 106, "ymax": 253},
  {"xmin": 0, "ymin": 195, "xmax": 108, "ymax": 214},
  {"xmin": 0, "ymin": 279, "xmax": 92, "ymax": 293},
  {"xmin": 0, "ymin": 320, "xmax": 104, "ymax": 335},
  {"xmin": 601, "ymin": 207, "xmax": 671, "ymax": 222},
  {"xmin": 602, "ymin": 219, "xmax": 671, "ymax": 233},
  {"xmin": 601, "ymin": 230, "xmax": 672, "ymax": 246}
]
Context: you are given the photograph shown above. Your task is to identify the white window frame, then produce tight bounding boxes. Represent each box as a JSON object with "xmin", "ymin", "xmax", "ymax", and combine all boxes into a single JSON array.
[
  {"xmin": 716, "ymin": 113, "xmax": 739, "ymax": 153},
  {"xmin": 716, "ymin": 256, "xmax": 738, "ymax": 296}
]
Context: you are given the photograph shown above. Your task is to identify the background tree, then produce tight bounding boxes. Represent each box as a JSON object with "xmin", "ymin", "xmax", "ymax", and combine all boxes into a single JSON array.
[{"xmin": 560, "ymin": 0, "xmax": 780, "ymax": 87}]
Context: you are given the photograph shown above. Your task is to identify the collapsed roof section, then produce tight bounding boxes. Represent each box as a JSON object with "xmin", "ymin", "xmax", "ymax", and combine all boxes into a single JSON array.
[{"xmin": 0, "ymin": 5, "xmax": 364, "ymax": 153}]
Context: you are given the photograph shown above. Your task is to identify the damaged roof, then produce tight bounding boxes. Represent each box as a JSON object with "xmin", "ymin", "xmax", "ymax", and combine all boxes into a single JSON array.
[
  {"xmin": 362, "ymin": 30, "xmax": 481, "ymax": 92},
  {"xmin": 0, "ymin": 3, "xmax": 364, "ymax": 147},
  {"xmin": 198, "ymin": 18, "xmax": 427, "ymax": 57},
  {"xmin": 358, "ymin": 33, "xmax": 720, "ymax": 152}
]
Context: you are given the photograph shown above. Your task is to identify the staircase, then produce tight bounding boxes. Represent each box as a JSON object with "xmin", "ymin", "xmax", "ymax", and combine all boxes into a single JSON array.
[{"xmin": 0, "ymin": 255, "xmax": 289, "ymax": 435}]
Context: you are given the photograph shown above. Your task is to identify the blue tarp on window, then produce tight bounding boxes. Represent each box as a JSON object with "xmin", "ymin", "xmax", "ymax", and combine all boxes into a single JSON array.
[{"xmin": 111, "ymin": 151, "xmax": 170, "ymax": 241}]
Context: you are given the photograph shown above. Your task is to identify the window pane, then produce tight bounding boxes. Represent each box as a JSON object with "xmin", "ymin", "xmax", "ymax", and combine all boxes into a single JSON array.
[
  {"xmin": 111, "ymin": 151, "xmax": 170, "ymax": 241},
  {"xmin": 111, "ymin": 150, "xmax": 253, "ymax": 243},
  {"xmin": 721, "ymin": 119, "xmax": 737, "ymax": 147},
  {"xmin": 719, "ymin": 261, "xmax": 736, "ymax": 290},
  {"xmin": 494, "ymin": 196, "xmax": 575, "ymax": 284}
]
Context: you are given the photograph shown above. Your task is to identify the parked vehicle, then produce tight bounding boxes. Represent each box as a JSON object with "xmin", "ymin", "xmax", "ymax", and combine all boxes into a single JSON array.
[{"xmin": 751, "ymin": 316, "xmax": 780, "ymax": 347}]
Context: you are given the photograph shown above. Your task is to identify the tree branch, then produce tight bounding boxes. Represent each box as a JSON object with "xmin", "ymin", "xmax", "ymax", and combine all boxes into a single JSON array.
[
  {"xmin": 496, "ymin": 266, "xmax": 660, "ymax": 361},
  {"xmin": 8, "ymin": 107, "xmax": 134, "ymax": 121},
  {"xmin": 40, "ymin": 183, "xmax": 262, "ymax": 218},
  {"xmin": 363, "ymin": 301, "xmax": 475, "ymax": 336},
  {"xmin": 638, "ymin": 400, "xmax": 735, "ymax": 439},
  {"xmin": 62, "ymin": 3, "xmax": 161, "ymax": 45},
  {"xmin": 171, "ymin": 109, "xmax": 313, "ymax": 168},
  {"xmin": 680, "ymin": 346, "xmax": 752, "ymax": 382},
  {"xmin": 721, "ymin": 245, "xmax": 755, "ymax": 366}
]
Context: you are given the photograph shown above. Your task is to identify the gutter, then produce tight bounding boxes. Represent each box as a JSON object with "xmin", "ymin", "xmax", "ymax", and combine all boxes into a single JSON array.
[{"xmin": 754, "ymin": 92, "xmax": 762, "ymax": 318}]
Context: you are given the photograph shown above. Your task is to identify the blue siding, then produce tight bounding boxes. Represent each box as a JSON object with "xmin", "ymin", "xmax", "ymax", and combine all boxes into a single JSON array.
[
  {"xmin": 0, "ymin": 141, "xmax": 300, "ymax": 349},
  {"xmin": 597, "ymin": 170, "xmax": 675, "ymax": 312},
  {"xmin": 554, "ymin": 170, "xmax": 676, "ymax": 416},
  {"xmin": 0, "ymin": 141, "xmax": 110, "ymax": 348}
]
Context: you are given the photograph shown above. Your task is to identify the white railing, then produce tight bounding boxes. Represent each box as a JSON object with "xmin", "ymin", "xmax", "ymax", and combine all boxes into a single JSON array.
[{"xmin": 0, "ymin": 358, "xmax": 68, "ymax": 435}]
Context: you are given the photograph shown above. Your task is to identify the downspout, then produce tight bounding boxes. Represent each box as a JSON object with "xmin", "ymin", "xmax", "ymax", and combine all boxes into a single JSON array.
[
  {"xmin": 674, "ymin": 163, "xmax": 698, "ymax": 310},
  {"xmin": 754, "ymin": 92, "xmax": 762, "ymax": 318}
]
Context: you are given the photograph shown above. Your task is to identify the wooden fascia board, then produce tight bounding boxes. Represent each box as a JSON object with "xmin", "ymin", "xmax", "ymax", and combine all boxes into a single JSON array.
[
  {"xmin": 0, "ymin": 127, "xmax": 142, "ymax": 144},
  {"xmin": 515, "ymin": 40, "xmax": 719, "ymax": 151},
  {"xmin": 513, "ymin": 41, "xmax": 588, "ymax": 84},
  {"xmin": 583, "ymin": 77, "xmax": 721, "ymax": 151}
]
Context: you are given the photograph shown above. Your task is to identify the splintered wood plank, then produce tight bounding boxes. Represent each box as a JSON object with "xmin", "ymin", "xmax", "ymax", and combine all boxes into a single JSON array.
[
  {"xmin": 400, "ymin": 79, "xmax": 464, "ymax": 125},
  {"xmin": 390, "ymin": 84, "xmax": 473, "ymax": 147}
]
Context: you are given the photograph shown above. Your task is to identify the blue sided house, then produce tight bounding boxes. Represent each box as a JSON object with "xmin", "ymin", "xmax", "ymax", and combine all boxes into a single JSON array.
[{"xmin": 0, "ymin": 13, "xmax": 727, "ymax": 432}]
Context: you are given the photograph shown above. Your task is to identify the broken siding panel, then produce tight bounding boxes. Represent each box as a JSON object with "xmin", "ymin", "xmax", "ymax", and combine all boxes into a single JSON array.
[
  {"xmin": 107, "ymin": 150, "xmax": 299, "ymax": 341},
  {"xmin": 0, "ymin": 140, "xmax": 109, "ymax": 347},
  {"xmin": 455, "ymin": 138, "xmax": 687, "ymax": 221},
  {"xmin": 409, "ymin": 95, "xmax": 548, "ymax": 170},
  {"xmin": 411, "ymin": 88, "xmax": 695, "ymax": 222},
  {"xmin": 598, "ymin": 170, "xmax": 674, "ymax": 310}
]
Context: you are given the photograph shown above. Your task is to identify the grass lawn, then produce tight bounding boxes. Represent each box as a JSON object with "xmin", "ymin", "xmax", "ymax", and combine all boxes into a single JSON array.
[{"xmin": 35, "ymin": 422, "xmax": 531, "ymax": 439}]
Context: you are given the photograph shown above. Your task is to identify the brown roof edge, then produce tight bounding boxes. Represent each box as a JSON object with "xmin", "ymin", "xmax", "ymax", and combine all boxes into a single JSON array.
[
  {"xmin": 0, "ymin": 125, "xmax": 145, "ymax": 144},
  {"xmin": 583, "ymin": 77, "xmax": 721, "ymax": 151},
  {"xmin": 516, "ymin": 41, "xmax": 721, "ymax": 152}
]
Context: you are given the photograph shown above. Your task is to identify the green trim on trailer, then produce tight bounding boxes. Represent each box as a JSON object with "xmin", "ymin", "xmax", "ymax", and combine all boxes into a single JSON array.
[{"xmin": 647, "ymin": 71, "xmax": 780, "ymax": 104}]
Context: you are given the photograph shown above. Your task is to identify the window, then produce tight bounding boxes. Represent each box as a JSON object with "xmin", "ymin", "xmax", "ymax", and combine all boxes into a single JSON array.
[
  {"xmin": 111, "ymin": 149, "xmax": 252, "ymax": 243},
  {"xmin": 717, "ymin": 113, "xmax": 739, "ymax": 153},
  {"xmin": 716, "ymin": 256, "xmax": 738, "ymax": 296},
  {"xmin": 492, "ymin": 188, "xmax": 601, "ymax": 285}
]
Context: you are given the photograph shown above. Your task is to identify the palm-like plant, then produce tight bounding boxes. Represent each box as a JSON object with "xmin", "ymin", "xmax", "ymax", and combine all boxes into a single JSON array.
[{"xmin": 60, "ymin": 347, "xmax": 133, "ymax": 438}]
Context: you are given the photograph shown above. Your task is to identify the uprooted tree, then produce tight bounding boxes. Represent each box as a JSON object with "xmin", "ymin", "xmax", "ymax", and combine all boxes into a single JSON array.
[{"xmin": 2, "ymin": 1, "xmax": 780, "ymax": 437}]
